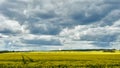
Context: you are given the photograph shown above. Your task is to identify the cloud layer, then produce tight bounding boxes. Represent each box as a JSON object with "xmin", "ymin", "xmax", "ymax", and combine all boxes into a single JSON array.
[{"xmin": 0, "ymin": 0, "xmax": 120, "ymax": 50}]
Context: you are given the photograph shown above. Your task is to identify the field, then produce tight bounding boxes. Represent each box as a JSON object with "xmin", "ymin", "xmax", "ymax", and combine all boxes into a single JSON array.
[{"xmin": 0, "ymin": 51, "xmax": 120, "ymax": 68}]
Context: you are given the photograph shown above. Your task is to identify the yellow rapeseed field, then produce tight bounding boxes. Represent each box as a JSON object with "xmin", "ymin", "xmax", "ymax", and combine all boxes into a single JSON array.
[{"xmin": 0, "ymin": 51, "xmax": 120, "ymax": 68}]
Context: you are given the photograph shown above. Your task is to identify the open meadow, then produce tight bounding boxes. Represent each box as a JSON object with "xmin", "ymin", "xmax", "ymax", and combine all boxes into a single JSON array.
[{"xmin": 0, "ymin": 51, "xmax": 120, "ymax": 68}]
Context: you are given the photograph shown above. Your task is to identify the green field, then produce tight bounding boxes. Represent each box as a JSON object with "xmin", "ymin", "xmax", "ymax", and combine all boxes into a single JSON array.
[{"xmin": 0, "ymin": 51, "xmax": 120, "ymax": 68}]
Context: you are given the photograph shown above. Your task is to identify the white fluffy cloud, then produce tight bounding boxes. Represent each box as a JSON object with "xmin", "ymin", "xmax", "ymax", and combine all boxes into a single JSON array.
[
  {"xmin": 0, "ymin": 14, "xmax": 23, "ymax": 34},
  {"xmin": 59, "ymin": 20, "xmax": 120, "ymax": 48}
]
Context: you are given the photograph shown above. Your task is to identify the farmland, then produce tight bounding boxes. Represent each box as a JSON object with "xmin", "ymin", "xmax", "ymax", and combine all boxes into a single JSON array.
[{"xmin": 0, "ymin": 51, "xmax": 120, "ymax": 68}]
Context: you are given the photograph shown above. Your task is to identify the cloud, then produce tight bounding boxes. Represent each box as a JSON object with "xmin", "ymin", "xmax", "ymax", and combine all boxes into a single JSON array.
[
  {"xmin": 20, "ymin": 34, "xmax": 62, "ymax": 46},
  {"xmin": 100, "ymin": 10, "xmax": 120, "ymax": 26},
  {"xmin": 59, "ymin": 24, "xmax": 120, "ymax": 47},
  {"xmin": 0, "ymin": 14, "xmax": 24, "ymax": 34},
  {"xmin": 0, "ymin": 39, "xmax": 6, "ymax": 50},
  {"xmin": 27, "ymin": 22, "xmax": 61, "ymax": 35},
  {"xmin": 0, "ymin": 0, "xmax": 120, "ymax": 50},
  {"xmin": 3, "ymin": 34, "xmax": 62, "ymax": 48}
]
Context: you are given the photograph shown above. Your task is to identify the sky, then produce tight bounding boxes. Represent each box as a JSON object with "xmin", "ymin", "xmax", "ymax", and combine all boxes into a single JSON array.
[{"xmin": 0, "ymin": 0, "xmax": 120, "ymax": 51}]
